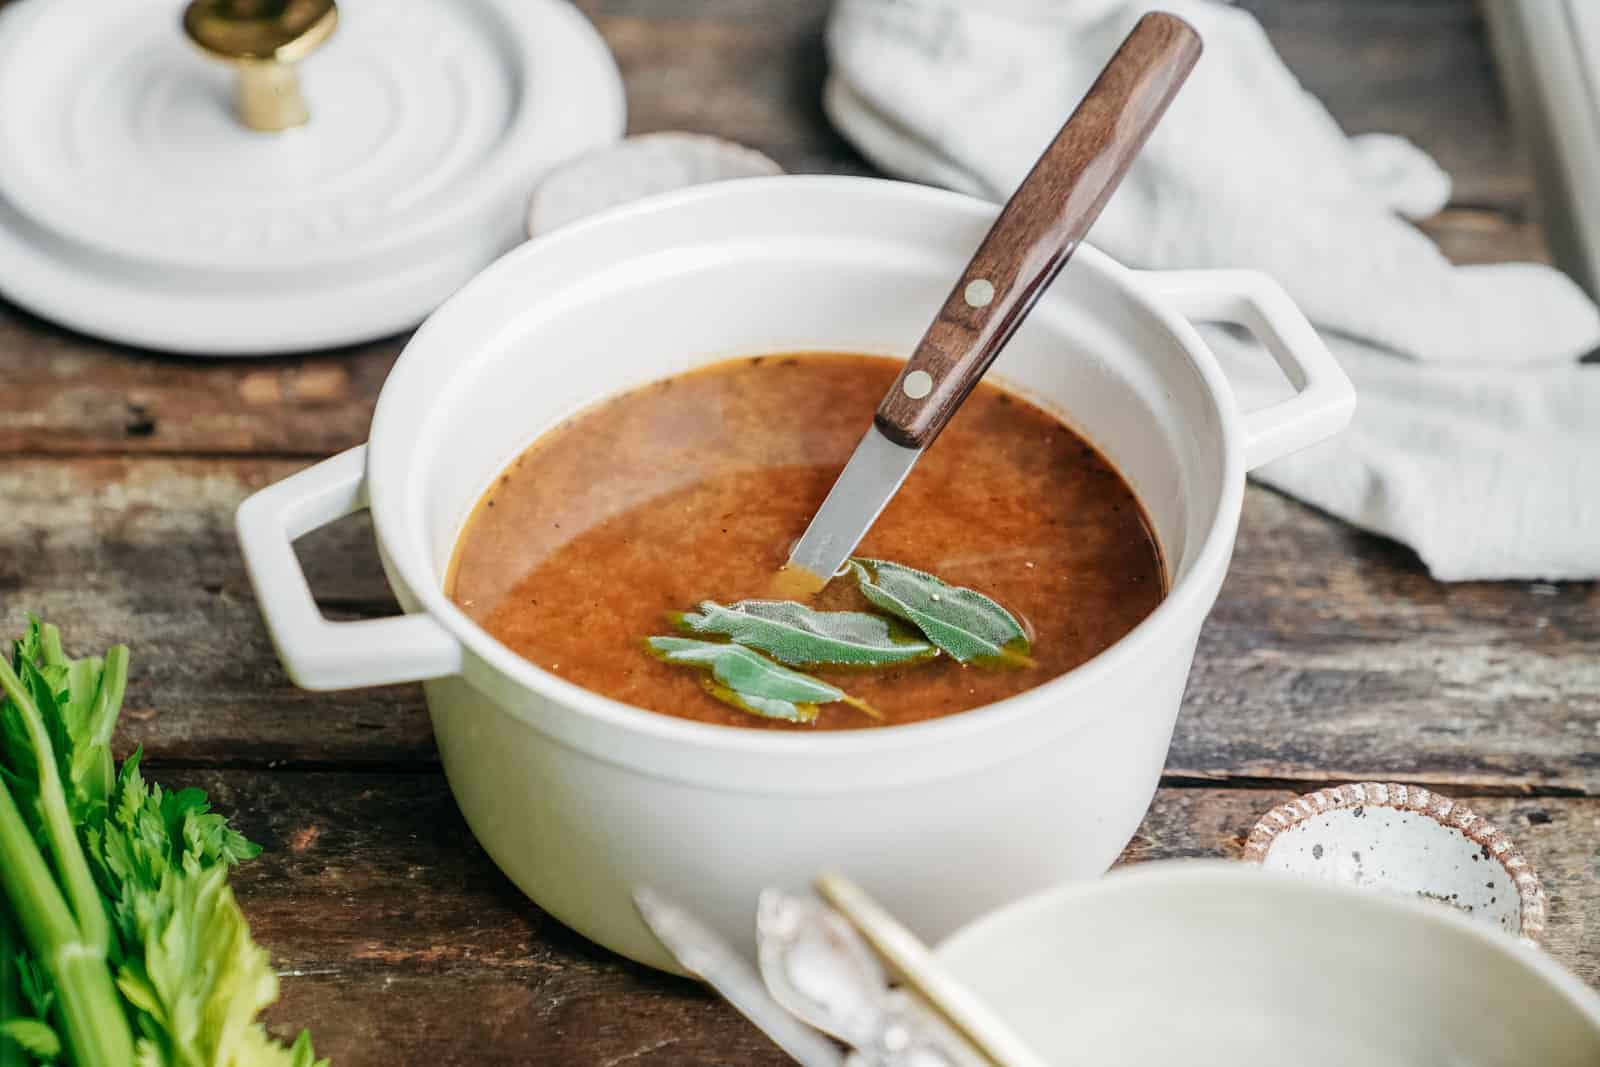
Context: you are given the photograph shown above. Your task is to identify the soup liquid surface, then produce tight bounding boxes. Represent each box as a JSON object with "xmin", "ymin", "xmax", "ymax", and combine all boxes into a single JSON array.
[{"xmin": 447, "ymin": 354, "xmax": 1164, "ymax": 729}]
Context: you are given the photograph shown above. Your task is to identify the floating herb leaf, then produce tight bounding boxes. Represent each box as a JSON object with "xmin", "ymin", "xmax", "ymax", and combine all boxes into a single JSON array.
[
  {"xmin": 700, "ymin": 680, "xmax": 817, "ymax": 724},
  {"xmin": 645, "ymin": 637, "xmax": 880, "ymax": 723},
  {"xmin": 849, "ymin": 558, "xmax": 1034, "ymax": 667},
  {"xmin": 673, "ymin": 600, "xmax": 936, "ymax": 668}
]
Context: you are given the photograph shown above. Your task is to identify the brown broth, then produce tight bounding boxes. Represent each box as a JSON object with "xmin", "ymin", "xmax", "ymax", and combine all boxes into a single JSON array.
[{"xmin": 446, "ymin": 354, "xmax": 1164, "ymax": 729}]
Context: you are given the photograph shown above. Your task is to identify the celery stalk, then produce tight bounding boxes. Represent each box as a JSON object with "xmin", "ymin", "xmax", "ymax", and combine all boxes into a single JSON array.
[
  {"xmin": 0, "ymin": 766, "xmax": 134, "ymax": 1065},
  {"xmin": 0, "ymin": 658, "xmax": 109, "ymax": 956},
  {"xmin": 1, "ymin": 619, "xmax": 324, "ymax": 1067}
]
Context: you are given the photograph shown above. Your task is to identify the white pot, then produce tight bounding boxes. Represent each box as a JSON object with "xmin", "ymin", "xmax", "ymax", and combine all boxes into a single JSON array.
[
  {"xmin": 935, "ymin": 862, "xmax": 1600, "ymax": 1064},
  {"xmin": 235, "ymin": 177, "xmax": 1354, "ymax": 972}
]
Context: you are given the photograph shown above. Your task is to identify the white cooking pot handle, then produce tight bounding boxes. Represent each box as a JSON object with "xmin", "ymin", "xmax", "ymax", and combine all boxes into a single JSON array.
[
  {"xmin": 1141, "ymin": 270, "xmax": 1355, "ymax": 470},
  {"xmin": 235, "ymin": 446, "xmax": 463, "ymax": 691}
]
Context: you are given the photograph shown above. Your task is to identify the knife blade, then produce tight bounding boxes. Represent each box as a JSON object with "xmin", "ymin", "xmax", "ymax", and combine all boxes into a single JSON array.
[
  {"xmin": 785, "ymin": 429, "xmax": 921, "ymax": 587},
  {"xmin": 784, "ymin": 12, "xmax": 1201, "ymax": 588},
  {"xmin": 633, "ymin": 887, "xmax": 848, "ymax": 1067}
]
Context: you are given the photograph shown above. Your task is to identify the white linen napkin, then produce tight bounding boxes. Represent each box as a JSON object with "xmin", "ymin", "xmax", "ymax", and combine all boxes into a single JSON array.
[{"xmin": 826, "ymin": 0, "xmax": 1600, "ymax": 580}]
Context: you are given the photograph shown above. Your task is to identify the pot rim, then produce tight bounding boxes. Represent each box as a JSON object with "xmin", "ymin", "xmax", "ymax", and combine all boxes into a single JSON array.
[{"xmin": 366, "ymin": 175, "xmax": 1248, "ymax": 754}]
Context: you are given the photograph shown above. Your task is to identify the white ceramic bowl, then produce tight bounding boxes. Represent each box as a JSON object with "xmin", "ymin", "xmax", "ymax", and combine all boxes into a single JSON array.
[
  {"xmin": 935, "ymin": 862, "xmax": 1600, "ymax": 1066},
  {"xmin": 235, "ymin": 177, "xmax": 1354, "ymax": 970}
]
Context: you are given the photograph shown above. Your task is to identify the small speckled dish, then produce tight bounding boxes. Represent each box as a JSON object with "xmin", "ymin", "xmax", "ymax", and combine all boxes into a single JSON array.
[{"xmin": 1245, "ymin": 782, "xmax": 1546, "ymax": 943}]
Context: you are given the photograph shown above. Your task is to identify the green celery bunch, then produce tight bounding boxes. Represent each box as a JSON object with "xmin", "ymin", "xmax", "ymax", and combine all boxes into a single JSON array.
[{"xmin": 0, "ymin": 618, "xmax": 325, "ymax": 1067}]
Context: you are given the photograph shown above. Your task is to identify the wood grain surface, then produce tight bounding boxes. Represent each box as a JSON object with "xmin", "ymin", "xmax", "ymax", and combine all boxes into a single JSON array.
[{"xmin": 2, "ymin": 0, "xmax": 1594, "ymax": 1063}]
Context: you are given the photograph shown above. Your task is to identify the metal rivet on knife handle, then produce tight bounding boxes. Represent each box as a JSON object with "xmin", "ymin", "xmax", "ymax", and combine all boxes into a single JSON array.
[{"xmin": 902, "ymin": 371, "xmax": 934, "ymax": 399}]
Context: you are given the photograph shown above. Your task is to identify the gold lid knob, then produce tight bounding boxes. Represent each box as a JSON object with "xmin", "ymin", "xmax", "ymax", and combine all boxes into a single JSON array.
[{"xmin": 183, "ymin": 0, "xmax": 338, "ymax": 132}]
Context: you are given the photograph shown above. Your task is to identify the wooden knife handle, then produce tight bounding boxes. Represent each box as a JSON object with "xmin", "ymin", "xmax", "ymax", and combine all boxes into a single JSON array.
[{"xmin": 874, "ymin": 12, "xmax": 1202, "ymax": 449}]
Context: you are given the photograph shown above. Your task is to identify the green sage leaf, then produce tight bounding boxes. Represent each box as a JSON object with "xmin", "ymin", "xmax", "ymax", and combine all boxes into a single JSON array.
[
  {"xmin": 700, "ymin": 679, "xmax": 817, "ymax": 724},
  {"xmin": 673, "ymin": 600, "xmax": 936, "ymax": 667},
  {"xmin": 849, "ymin": 558, "xmax": 1034, "ymax": 667},
  {"xmin": 645, "ymin": 637, "xmax": 879, "ymax": 722}
]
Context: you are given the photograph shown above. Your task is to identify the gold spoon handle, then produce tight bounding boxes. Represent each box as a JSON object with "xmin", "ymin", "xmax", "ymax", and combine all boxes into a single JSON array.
[{"xmin": 815, "ymin": 873, "xmax": 1054, "ymax": 1067}]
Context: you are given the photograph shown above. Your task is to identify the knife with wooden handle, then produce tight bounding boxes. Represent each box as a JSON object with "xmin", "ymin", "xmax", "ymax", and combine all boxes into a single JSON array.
[{"xmin": 785, "ymin": 11, "xmax": 1202, "ymax": 589}]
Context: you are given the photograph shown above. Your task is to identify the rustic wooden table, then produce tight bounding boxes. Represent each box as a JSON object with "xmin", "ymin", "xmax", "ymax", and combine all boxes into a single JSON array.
[{"xmin": 3, "ymin": 1, "xmax": 1595, "ymax": 1062}]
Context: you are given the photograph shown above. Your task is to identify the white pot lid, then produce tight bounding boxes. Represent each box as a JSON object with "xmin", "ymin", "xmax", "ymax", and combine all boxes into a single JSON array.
[{"xmin": 0, "ymin": 0, "xmax": 624, "ymax": 355}]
